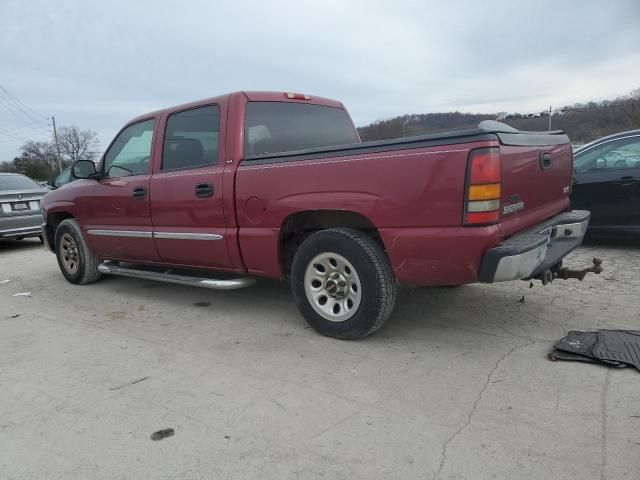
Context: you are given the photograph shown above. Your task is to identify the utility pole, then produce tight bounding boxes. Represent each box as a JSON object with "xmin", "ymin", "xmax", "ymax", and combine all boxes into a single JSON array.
[
  {"xmin": 52, "ymin": 116, "xmax": 63, "ymax": 173},
  {"xmin": 548, "ymin": 106, "xmax": 552, "ymax": 131}
]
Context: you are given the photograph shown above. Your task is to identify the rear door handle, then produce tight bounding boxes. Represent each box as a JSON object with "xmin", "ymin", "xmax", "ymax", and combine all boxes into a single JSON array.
[
  {"xmin": 613, "ymin": 176, "xmax": 640, "ymax": 186},
  {"xmin": 132, "ymin": 186, "xmax": 147, "ymax": 199},
  {"xmin": 195, "ymin": 183, "xmax": 214, "ymax": 198}
]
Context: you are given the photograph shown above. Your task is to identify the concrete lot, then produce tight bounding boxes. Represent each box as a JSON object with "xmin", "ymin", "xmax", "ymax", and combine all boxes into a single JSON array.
[{"xmin": 1, "ymin": 239, "xmax": 639, "ymax": 480}]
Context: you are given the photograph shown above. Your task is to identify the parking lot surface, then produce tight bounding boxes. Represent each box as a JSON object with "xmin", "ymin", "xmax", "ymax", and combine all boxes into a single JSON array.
[{"xmin": 1, "ymin": 239, "xmax": 639, "ymax": 479}]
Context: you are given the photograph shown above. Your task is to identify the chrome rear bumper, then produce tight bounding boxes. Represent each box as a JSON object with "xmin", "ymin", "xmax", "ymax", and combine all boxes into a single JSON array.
[
  {"xmin": 0, "ymin": 224, "xmax": 42, "ymax": 239},
  {"xmin": 479, "ymin": 210, "xmax": 590, "ymax": 283}
]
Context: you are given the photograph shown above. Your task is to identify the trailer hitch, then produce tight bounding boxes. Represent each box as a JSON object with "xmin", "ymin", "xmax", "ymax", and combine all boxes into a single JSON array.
[
  {"xmin": 555, "ymin": 257, "xmax": 603, "ymax": 281},
  {"xmin": 534, "ymin": 258, "xmax": 603, "ymax": 285}
]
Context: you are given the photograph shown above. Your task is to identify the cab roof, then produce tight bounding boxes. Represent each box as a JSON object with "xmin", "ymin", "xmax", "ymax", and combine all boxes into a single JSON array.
[{"xmin": 128, "ymin": 91, "xmax": 345, "ymax": 124}]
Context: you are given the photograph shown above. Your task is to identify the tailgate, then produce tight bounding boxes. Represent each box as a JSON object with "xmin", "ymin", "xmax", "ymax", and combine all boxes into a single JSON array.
[
  {"xmin": 477, "ymin": 123, "xmax": 573, "ymax": 234},
  {"xmin": 499, "ymin": 142, "xmax": 573, "ymax": 221}
]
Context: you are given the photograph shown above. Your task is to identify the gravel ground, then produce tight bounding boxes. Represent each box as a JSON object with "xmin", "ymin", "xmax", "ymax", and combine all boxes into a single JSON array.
[{"xmin": 1, "ymin": 238, "xmax": 639, "ymax": 479}]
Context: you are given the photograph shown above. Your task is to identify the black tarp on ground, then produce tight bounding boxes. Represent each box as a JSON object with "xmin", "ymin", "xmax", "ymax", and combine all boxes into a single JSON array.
[{"xmin": 549, "ymin": 330, "xmax": 640, "ymax": 371}]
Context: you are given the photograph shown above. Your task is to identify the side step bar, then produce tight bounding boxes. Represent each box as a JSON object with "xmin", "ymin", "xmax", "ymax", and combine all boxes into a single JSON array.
[{"xmin": 97, "ymin": 261, "xmax": 255, "ymax": 290}]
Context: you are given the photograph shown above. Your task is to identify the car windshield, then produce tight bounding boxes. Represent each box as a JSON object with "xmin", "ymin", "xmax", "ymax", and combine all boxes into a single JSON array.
[{"xmin": 0, "ymin": 175, "xmax": 41, "ymax": 191}]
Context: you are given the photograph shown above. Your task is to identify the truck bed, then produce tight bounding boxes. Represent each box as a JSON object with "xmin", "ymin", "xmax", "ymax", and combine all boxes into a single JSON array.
[{"xmin": 236, "ymin": 121, "xmax": 573, "ymax": 285}]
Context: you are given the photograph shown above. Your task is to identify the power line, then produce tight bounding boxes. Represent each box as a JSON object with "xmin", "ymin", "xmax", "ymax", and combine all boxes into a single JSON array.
[
  {"xmin": 0, "ymin": 86, "xmax": 51, "ymax": 136},
  {"xmin": 0, "ymin": 95, "xmax": 39, "ymax": 126},
  {"xmin": 0, "ymin": 95, "xmax": 50, "ymax": 132},
  {"xmin": 0, "ymin": 126, "xmax": 31, "ymax": 143},
  {"xmin": 0, "ymin": 86, "xmax": 49, "ymax": 122},
  {"xmin": 0, "ymin": 121, "xmax": 50, "ymax": 138}
]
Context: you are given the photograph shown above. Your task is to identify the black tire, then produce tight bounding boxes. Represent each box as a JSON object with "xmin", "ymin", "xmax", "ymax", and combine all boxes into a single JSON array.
[
  {"xmin": 55, "ymin": 218, "xmax": 102, "ymax": 285},
  {"xmin": 291, "ymin": 228, "xmax": 397, "ymax": 339}
]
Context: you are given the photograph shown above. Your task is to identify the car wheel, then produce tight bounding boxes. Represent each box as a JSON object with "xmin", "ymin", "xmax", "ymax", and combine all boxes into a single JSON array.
[
  {"xmin": 55, "ymin": 218, "xmax": 102, "ymax": 285},
  {"xmin": 291, "ymin": 228, "xmax": 397, "ymax": 339}
]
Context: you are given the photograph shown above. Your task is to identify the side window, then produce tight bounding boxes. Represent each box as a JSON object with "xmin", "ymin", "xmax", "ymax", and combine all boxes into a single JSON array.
[
  {"xmin": 574, "ymin": 137, "xmax": 640, "ymax": 172},
  {"xmin": 103, "ymin": 119, "xmax": 155, "ymax": 177},
  {"xmin": 616, "ymin": 141, "xmax": 640, "ymax": 168},
  {"xmin": 162, "ymin": 105, "xmax": 219, "ymax": 170},
  {"xmin": 54, "ymin": 168, "xmax": 72, "ymax": 187},
  {"xmin": 244, "ymin": 102, "xmax": 359, "ymax": 157}
]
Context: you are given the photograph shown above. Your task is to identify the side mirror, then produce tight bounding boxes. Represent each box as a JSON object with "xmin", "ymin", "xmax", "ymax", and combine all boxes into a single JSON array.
[{"xmin": 72, "ymin": 160, "xmax": 98, "ymax": 179}]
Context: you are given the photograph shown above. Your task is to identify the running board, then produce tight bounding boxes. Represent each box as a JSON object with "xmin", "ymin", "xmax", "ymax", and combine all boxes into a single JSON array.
[{"xmin": 97, "ymin": 261, "xmax": 255, "ymax": 290}]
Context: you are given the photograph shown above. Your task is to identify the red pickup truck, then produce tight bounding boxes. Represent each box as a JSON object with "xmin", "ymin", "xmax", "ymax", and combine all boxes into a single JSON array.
[{"xmin": 41, "ymin": 91, "xmax": 596, "ymax": 339}]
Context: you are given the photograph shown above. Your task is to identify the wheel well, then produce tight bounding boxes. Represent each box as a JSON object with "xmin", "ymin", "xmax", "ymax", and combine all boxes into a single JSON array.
[
  {"xmin": 279, "ymin": 210, "xmax": 384, "ymax": 276},
  {"xmin": 45, "ymin": 212, "xmax": 74, "ymax": 251}
]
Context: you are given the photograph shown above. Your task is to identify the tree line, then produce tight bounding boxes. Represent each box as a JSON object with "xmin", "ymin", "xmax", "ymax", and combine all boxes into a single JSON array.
[
  {"xmin": 358, "ymin": 87, "xmax": 640, "ymax": 145},
  {"xmin": 0, "ymin": 126, "xmax": 99, "ymax": 180}
]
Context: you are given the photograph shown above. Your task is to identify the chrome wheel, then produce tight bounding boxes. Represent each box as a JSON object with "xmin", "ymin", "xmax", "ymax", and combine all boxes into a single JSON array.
[
  {"xmin": 304, "ymin": 252, "xmax": 362, "ymax": 322},
  {"xmin": 60, "ymin": 233, "xmax": 79, "ymax": 275}
]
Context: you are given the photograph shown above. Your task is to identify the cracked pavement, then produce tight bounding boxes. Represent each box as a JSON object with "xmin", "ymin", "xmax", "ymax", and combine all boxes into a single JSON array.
[{"xmin": 1, "ymin": 238, "xmax": 639, "ymax": 479}]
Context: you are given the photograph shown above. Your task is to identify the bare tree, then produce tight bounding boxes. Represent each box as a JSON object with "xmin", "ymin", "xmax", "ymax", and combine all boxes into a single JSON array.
[
  {"xmin": 1, "ymin": 141, "xmax": 60, "ymax": 180},
  {"xmin": 20, "ymin": 140, "xmax": 59, "ymax": 172},
  {"xmin": 56, "ymin": 126, "xmax": 100, "ymax": 163}
]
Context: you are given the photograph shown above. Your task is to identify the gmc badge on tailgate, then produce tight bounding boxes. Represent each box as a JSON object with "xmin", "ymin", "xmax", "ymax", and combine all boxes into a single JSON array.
[{"xmin": 503, "ymin": 201, "xmax": 525, "ymax": 215}]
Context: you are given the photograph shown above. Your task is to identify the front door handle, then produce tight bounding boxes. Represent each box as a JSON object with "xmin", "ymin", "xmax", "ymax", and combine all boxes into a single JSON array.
[
  {"xmin": 195, "ymin": 183, "xmax": 214, "ymax": 198},
  {"xmin": 132, "ymin": 186, "xmax": 147, "ymax": 199}
]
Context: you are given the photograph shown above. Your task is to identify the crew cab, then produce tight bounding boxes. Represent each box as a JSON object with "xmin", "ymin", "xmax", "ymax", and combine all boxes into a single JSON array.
[{"xmin": 41, "ymin": 91, "xmax": 597, "ymax": 339}]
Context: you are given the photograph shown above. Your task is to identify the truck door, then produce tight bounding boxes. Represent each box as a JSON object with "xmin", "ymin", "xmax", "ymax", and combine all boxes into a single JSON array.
[
  {"xmin": 149, "ymin": 104, "xmax": 234, "ymax": 269},
  {"xmin": 80, "ymin": 119, "xmax": 160, "ymax": 262}
]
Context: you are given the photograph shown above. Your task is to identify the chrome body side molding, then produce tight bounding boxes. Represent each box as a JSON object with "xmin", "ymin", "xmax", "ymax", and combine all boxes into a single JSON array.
[
  {"xmin": 87, "ymin": 229, "xmax": 224, "ymax": 241},
  {"xmin": 87, "ymin": 229, "xmax": 153, "ymax": 238},
  {"xmin": 153, "ymin": 232, "xmax": 223, "ymax": 240}
]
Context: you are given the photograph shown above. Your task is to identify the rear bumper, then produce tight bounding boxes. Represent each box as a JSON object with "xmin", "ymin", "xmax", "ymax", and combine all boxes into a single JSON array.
[
  {"xmin": 479, "ymin": 210, "xmax": 590, "ymax": 283},
  {"xmin": 0, "ymin": 214, "xmax": 43, "ymax": 239}
]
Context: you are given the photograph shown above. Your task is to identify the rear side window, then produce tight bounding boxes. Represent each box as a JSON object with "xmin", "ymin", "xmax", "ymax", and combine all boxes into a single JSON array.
[
  {"xmin": 0, "ymin": 175, "xmax": 41, "ymax": 190},
  {"xmin": 162, "ymin": 105, "xmax": 220, "ymax": 170},
  {"xmin": 244, "ymin": 102, "xmax": 359, "ymax": 157}
]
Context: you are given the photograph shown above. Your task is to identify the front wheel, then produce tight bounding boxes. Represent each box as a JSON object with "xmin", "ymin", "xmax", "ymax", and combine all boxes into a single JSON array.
[
  {"xmin": 291, "ymin": 228, "xmax": 397, "ymax": 339},
  {"xmin": 54, "ymin": 219, "xmax": 102, "ymax": 285}
]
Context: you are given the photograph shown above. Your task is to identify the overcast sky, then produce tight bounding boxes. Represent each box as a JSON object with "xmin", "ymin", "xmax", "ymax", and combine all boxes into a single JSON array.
[{"xmin": 1, "ymin": 0, "xmax": 639, "ymax": 162}]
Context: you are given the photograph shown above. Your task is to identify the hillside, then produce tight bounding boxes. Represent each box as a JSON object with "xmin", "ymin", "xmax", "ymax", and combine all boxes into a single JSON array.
[{"xmin": 358, "ymin": 88, "xmax": 640, "ymax": 145}]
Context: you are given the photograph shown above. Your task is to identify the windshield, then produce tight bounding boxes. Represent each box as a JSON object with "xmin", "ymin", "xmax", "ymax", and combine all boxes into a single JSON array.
[{"xmin": 0, "ymin": 175, "xmax": 42, "ymax": 191}]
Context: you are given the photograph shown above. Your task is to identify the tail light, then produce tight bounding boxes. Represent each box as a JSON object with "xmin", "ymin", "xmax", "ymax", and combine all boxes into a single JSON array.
[{"xmin": 464, "ymin": 147, "xmax": 501, "ymax": 225}]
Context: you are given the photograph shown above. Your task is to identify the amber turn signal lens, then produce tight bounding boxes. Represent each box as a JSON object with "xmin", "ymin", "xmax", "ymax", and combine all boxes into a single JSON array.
[{"xmin": 468, "ymin": 183, "xmax": 501, "ymax": 201}]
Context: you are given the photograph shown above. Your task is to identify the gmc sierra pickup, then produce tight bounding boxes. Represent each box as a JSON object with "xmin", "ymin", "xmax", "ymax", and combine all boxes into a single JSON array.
[{"xmin": 41, "ymin": 91, "xmax": 599, "ymax": 339}]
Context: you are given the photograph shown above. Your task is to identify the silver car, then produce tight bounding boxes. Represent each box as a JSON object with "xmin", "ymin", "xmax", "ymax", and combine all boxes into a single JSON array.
[{"xmin": 0, "ymin": 173, "xmax": 46, "ymax": 241}]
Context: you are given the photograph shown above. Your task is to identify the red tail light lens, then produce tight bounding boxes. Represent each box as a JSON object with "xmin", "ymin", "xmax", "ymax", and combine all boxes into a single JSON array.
[
  {"xmin": 465, "ymin": 148, "xmax": 501, "ymax": 225},
  {"xmin": 469, "ymin": 149, "xmax": 501, "ymax": 184}
]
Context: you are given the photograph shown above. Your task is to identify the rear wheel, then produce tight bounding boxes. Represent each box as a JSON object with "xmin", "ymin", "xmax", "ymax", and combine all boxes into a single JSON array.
[
  {"xmin": 55, "ymin": 219, "xmax": 102, "ymax": 285},
  {"xmin": 291, "ymin": 228, "xmax": 397, "ymax": 339}
]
